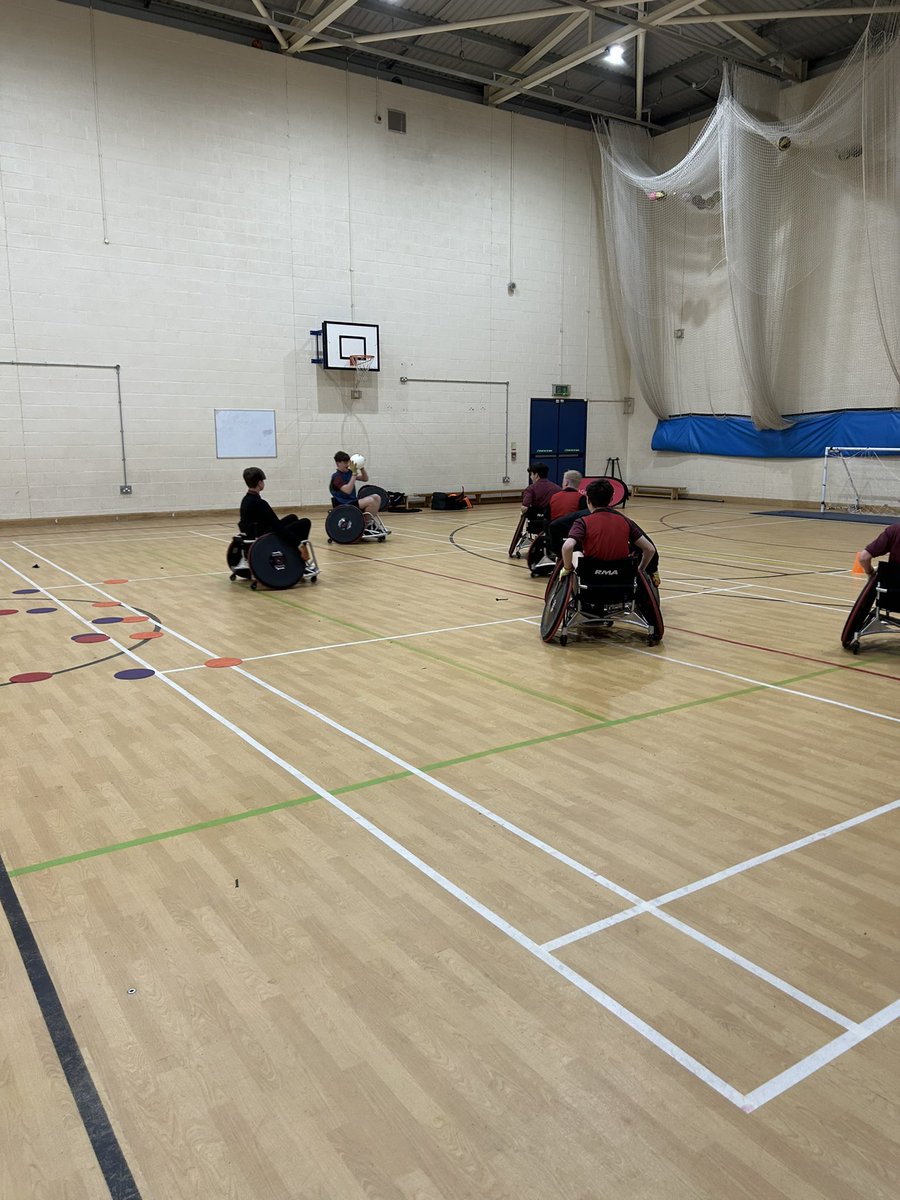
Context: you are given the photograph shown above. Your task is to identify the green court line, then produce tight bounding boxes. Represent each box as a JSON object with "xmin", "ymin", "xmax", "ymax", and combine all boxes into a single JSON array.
[
  {"xmin": 9, "ymin": 663, "xmax": 837, "ymax": 880},
  {"xmin": 260, "ymin": 590, "xmax": 606, "ymax": 720}
]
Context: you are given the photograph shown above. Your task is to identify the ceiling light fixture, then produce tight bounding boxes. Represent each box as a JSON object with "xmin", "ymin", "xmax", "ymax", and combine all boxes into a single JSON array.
[{"xmin": 606, "ymin": 44, "xmax": 626, "ymax": 67}]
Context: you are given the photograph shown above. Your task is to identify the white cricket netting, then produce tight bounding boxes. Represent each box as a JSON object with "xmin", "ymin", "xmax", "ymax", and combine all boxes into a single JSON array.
[
  {"xmin": 596, "ymin": 18, "xmax": 900, "ymax": 430},
  {"xmin": 821, "ymin": 447, "xmax": 900, "ymax": 515}
]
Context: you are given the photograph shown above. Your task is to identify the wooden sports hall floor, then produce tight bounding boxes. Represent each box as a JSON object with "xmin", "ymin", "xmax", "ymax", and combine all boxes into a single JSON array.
[{"xmin": 1, "ymin": 499, "xmax": 898, "ymax": 1200}]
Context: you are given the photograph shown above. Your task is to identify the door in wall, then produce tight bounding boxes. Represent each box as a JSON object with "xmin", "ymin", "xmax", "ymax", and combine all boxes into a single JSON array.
[{"xmin": 528, "ymin": 398, "xmax": 587, "ymax": 485}]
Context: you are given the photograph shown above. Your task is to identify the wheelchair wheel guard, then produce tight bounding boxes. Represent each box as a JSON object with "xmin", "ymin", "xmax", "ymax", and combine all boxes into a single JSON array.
[
  {"xmin": 326, "ymin": 505, "xmax": 365, "ymax": 544},
  {"xmin": 247, "ymin": 533, "xmax": 304, "ymax": 590}
]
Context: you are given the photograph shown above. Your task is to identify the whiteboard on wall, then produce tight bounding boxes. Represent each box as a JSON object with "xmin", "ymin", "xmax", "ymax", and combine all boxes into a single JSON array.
[{"xmin": 215, "ymin": 409, "xmax": 277, "ymax": 459}]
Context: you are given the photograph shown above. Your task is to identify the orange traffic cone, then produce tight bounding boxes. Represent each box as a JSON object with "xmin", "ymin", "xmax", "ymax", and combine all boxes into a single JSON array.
[{"xmin": 851, "ymin": 553, "xmax": 865, "ymax": 576}]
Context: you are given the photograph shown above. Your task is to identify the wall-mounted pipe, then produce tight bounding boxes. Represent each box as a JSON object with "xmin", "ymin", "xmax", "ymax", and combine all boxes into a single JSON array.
[
  {"xmin": 399, "ymin": 375, "xmax": 511, "ymax": 482},
  {"xmin": 0, "ymin": 360, "xmax": 128, "ymax": 491}
]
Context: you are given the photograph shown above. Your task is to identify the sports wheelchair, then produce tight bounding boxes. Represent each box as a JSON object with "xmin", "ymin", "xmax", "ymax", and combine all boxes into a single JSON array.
[
  {"xmin": 540, "ymin": 555, "xmax": 664, "ymax": 647},
  {"xmin": 226, "ymin": 531, "xmax": 319, "ymax": 590},
  {"xmin": 518, "ymin": 478, "xmax": 630, "ymax": 576},
  {"xmin": 840, "ymin": 562, "xmax": 900, "ymax": 654},
  {"xmin": 325, "ymin": 485, "xmax": 393, "ymax": 545},
  {"xmin": 508, "ymin": 507, "xmax": 550, "ymax": 559}
]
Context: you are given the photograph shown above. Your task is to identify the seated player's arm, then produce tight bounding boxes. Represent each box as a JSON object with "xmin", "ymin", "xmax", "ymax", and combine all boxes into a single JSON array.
[
  {"xmin": 635, "ymin": 535, "xmax": 655, "ymax": 572},
  {"xmin": 859, "ymin": 548, "xmax": 874, "ymax": 576},
  {"xmin": 561, "ymin": 536, "xmax": 577, "ymax": 573},
  {"xmin": 336, "ymin": 474, "xmax": 355, "ymax": 495},
  {"xmin": 253, "ymin": 496, "xmax": 280, "ymax": 534},
  {"xmin": 521, "ymin": 484, "xmax": 533, "ymax": 513}
]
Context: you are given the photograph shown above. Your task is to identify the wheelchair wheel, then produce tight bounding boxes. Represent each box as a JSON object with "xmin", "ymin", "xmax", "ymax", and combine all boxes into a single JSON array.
[
  {"xmin": 527, "ymin": 533, "xmax": 555, "ymax": 577},
  {"xmin": 247, "ymin": 533, "xmax": 304, "ymax": 590},
  {"xmin": 544, "ymin": 559, "xmax": 563, "ymax": 601},
  {"xmin": 636, "ymin": 569, "xmax": 665, "ymax": 643},
  {"xmin": 540, "ymin": 570, "xmax": 575, "ymax": 644},
  {"xmin": 508, "ymin": 513, "xmax": 526, "ymax": 558},
  {"xmin": 358, "ymin": 484, "xmax": 391, "ymax": 513},
  {"xmin": 841, "ymin": 575, "xmax": 877, "ymax": 650},
  {"xmin": 325, "ymin": 505, "xmax": 365, "ymax": 545},
  {"xmin": 226, "ymin": 537, "xmax": 243, "ymax": 569}
]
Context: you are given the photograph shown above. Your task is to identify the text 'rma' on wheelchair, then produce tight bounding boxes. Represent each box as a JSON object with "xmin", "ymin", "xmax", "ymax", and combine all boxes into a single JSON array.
[
  {"xmin": 508, "ymin": 508, "xmax": 549, "ymax": 559},
  {"xmin": 540, "ymin": 556, "xmax": 664, "ymax": 647},
  {"xmin": 840, "ymin": 562, "xmax": 900, "ymax": 654},
  {"xmin": 227, "ymin": 532, "xmax": 319, "ymax": 590}
]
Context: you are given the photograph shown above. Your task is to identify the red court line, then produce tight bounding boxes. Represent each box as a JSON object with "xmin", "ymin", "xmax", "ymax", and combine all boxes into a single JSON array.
[
  {"xmin": 328, "ymin": 548, "xmax": 541, "ymax": 600},
  {"xmin": 331, "ymin": 547, "xmax": 900, "ymax": 681},
  {"xmin": 668, "ymin": 626, "xmax": 900, "ymax": 682}
]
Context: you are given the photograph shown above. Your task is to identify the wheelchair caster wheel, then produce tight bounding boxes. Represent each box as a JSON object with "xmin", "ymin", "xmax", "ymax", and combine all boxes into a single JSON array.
[
  {"xmin": 378, "ymin": 535, "xmax": 386, "ymax": 543},
  {"xmin": 310, "ymin": 575, "xmax": 318, "ymax": 584},
  {"xmin": 852, "ymin": 642, "xmax": 860, "ymax": 655},
  {"xmin": 229, "ymin": 573, "xmax": 236, "ymax": 581},
  {"xmin": 327, "ymin": 538, "xmax": 333, "ymax": 545},
  {"xmin": 648, "ymin": 637, "xmax": 659, "ymax": 647},
  {"xmin": 559, "ymin": 635, "xmax": 568, "ymax": 647},
  {"xmin": 250, "ymin": 581, "xmax": 258, "ymax": 590}
]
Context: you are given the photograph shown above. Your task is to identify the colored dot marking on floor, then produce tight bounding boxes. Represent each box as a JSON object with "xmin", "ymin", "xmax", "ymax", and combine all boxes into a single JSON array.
[
  {"xmin": 72, "ymin": 633, "xmax": 111, "ymax": 644},
  {"xmin": 93, "ymin": 616, "xmax": 125, "ymax": 625},
  {"xmin": 204, "ymin": 657, "xmax": 243, "ymax": 668},
  {"xmin": 0, "ymin": 609, "xmax": 18, "ymax": 616},
  {"xmin": 92, "ymin": 601, "xmax": 121, "ymax": 608},
  {"xmin": 120, "ymin": 615, "xmax": 150, "ymax": 624},
  {"xmin": 103, "ymin": 579, "xmax": 129, "ymax": 584},
  {"xmin": 131, "ymin": 630, "xmax": 163, "ymax": 639},
  {"xmin": 12, "ymin": 589, "xmax": 39, "ymax": 595},
  {"xmin": 114, "ymin": 668, "xmax": 155, "ymax": 681},
  {"xmin": 26, "ymin": 607, "xmax": 57, "ymax": 614},
  {"xmin": 9, "ymin": 672, "xmax": 54, "ymax": 684}
]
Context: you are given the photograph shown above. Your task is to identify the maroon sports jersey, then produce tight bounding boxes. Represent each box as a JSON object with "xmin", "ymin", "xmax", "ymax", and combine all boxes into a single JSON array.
[
  {"xmin": 865, "ymin": 523, "xmax": 900, "ymax": 563},
  {"xmin": 568, "ymin": 508, "xmax": 645, "ymax": 560},
  {"xmin": 549, "ymin": 488, "xmax": 584, "ymax": 520}
]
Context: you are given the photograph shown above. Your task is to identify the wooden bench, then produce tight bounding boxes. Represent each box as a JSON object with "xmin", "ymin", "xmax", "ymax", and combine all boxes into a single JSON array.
[{"xmin": 630, "ymin": 484, "xmax": 686, "ymax": 501}]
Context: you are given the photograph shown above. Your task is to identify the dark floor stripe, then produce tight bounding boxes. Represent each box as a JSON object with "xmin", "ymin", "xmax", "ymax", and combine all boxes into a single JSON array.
[{"xmin": 0, "ymin": 851, "xmax": 142, "ymax": 1199}]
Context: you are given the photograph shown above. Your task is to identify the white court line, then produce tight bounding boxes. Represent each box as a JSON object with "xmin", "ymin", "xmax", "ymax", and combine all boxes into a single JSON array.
[
  {"xmin": 9, "ymin": 543, "xmax": 894, "ymax": 1106},
  {"xmin": 550, "ymin": 795, "xmax": 900, "ymax": 951},
  {"xmin": 733, "ymin": 593, "xmax": 847, "ymax": 613},
  {"xmin": 652, "ymin": 910, "xmax": 854, "ymax": 1030},
  {"xmin": 14, "ymin": 542, "xmax": 634, "ymax": 897},
  {"xmin": 660, "ymin": 544, "xmax": 849, "ymax": 573},
  {"xmin": 161, "ymin": 614, "xmax": 542, "ymax": 674},
  {"xmin": 16, "ymin": 542, "xmax": 866, "ymax": 1042},
  {"xmin": 742, "ymin": 1000, "xmax": 900, "ymax": 1112},
  {"xmin": 0, "ymin": 552, "xmax": 744, "ymax": 1109},
  {"xmin": 621, "ymin": 645, "xmax": 900, "ymax": 725},
  {"xmin": 92, "ymin": 570, "xmax": 224, "ymax": 584},
  {"xmin": 659, "ymin": 583, "xmax": 752, "ymax": 602},
  {"xmin": 1, "ymin": 531, "xmax": 212, "ymax": 547}
]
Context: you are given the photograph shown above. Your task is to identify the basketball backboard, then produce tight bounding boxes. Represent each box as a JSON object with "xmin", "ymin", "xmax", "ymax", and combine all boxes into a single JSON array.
[{"xmin": 321, "ymin": 321, "xmax": 380, "ymax": 371}]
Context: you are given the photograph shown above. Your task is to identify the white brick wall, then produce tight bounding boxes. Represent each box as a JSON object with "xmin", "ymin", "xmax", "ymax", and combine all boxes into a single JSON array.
[{"xmin": 0, "ymin": 0, "xmax": 627, "ymax": 519}]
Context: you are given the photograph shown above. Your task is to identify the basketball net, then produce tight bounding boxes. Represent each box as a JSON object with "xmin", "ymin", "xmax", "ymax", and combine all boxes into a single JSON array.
[{"xmin": 349, "ymin": 354, "xmax": 374, "ymax": 386}]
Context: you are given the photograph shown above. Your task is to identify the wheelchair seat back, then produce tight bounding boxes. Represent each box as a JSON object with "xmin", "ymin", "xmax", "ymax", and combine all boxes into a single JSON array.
[
  {"xmin": 876, "ymin": 561, "xmax": 900, "ymax": 609},
  {"xmin": 526, "ymin": 507, "xmax": 551, "ymax": 534},
  {"xmin": 576, "ymin": 557, "xmax": 637, "ymax": 611}
]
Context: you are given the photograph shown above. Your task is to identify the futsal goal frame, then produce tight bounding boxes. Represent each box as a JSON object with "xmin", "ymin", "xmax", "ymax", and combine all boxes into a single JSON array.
[{"xmin": 819, "ymin": 446, "xmax": 900, "ymax": 515}]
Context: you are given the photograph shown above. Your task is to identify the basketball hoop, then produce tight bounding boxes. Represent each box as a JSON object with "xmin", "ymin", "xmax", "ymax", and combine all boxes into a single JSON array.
[{"xmin": 349, "ymin": 354, "xmax": 374, "ymax": 384}]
